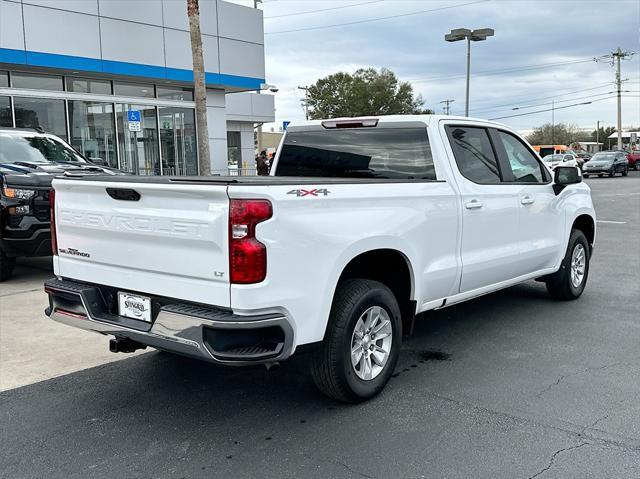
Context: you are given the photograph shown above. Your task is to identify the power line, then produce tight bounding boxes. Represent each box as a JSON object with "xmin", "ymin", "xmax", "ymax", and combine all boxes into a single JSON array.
[
  {"xmin": 264, "ymin": 0, "xmax": 488, "ymax": 35},
  {"xmin": 264, "ymin": 0, "xmax": 383, "ymax": 19},
  {"xmin": 488, "ymin": 95, "xmax": 619, "ymax": 120},
  {"xmin": 407, "ymin": 55, "xmax": 610, "ymax": 83},
  {"xmin": 465, "ymin": 90, "xmax": 618, "ymax": 116}
]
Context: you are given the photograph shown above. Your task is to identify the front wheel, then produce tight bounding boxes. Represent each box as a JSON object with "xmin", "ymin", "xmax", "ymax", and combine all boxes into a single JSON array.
[
  {"xmin": 622, "ymin": 167, "xmax": 628, "ymax": 177},
  {"xmin": 583, "ymin": 173, "xmax": 589, "ymax": 178},
  {"xmin": 311, "ymin": 279, "xmax": 402, "ymax": 403},
  {"xmin": 0, "ymin": 250, "xmax": 16, "ymax": 282},
  {"xmin": 608, "ymin": 168, "xmax": 615, "ymax": 177},
  {"xmin": 635, "ymin": 163, "xmax": 640, "ymax": 171},
  {"xmin": 545, "ymin": 229, "xmax": 590, "ymax": 300}
]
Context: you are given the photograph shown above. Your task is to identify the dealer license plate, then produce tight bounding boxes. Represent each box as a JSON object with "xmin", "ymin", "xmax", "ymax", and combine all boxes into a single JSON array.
[{"xmin": 118, "ymin": 292, "xmax": 152, "ymax": 322}]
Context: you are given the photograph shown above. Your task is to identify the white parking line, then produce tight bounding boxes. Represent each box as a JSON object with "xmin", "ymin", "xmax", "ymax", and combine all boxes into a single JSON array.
[{"xmin": 597, "ymin": 220, "xmax": 627, "ymax": 224}]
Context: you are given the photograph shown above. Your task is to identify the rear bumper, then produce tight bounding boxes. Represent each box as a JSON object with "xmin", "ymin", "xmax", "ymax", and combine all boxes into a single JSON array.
[{"xmin": 44, "ymin": 278, "xmax": 294, "ymax": 365}]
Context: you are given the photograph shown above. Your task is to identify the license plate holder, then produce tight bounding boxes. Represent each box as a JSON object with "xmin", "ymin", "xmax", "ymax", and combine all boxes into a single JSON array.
[{"xmin": 118, "ymin": 292, "xmax": 152, "ymax": 323}]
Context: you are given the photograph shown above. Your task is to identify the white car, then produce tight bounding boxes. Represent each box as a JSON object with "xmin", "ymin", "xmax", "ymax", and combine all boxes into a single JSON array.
[
  {"xmin": 542, "ymin": 153, "xmax": 579, "ymax": 170},
  {"xmin": 44, "ymin": 115, "xmax": 596, "ymax": 402}
]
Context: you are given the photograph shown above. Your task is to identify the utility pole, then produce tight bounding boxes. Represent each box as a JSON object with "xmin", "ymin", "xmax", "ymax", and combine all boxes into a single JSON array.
[
  {"xmin": 551, "ymin": 99, "xmax": 555, "ymax": 145},
  {"xmin": 298, "ymin": 85, "xmax": 309, "ymax": 120},
  {"xmin": 596, "ymin": 120, "xmax": 600, "ymax": 150},
  {"xmin": 595, "ymin": 48, "xmax": 635, "ymax": 150},
  {"xmin": 440, "ymin": 99, "xmax": 455, "ymax": 115}
]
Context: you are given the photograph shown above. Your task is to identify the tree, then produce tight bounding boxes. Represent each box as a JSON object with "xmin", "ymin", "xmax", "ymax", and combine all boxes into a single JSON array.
[
  {"xmin": 306, "ymin": 68, "xmax": 433, "ymax": 120},
  {"xmin": 590, "ymin": 125, "xmax": 616, "ymax": 144},
  {"xmin": 187, "ymin": 0, "xmax": 210, "ymax": 175},
  {"xmin": 526, "ymin": 122, "xmax": 589, "ymax": 146}
]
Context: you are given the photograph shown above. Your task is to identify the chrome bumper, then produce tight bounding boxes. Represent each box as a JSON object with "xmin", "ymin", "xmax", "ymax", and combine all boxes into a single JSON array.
[{"xmin": 44, "ymin": 278, "xmax": 294, "ymax": 365}]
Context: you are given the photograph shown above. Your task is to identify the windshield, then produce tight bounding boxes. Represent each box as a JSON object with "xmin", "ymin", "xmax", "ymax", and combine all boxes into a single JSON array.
[
  {"xmin": 542, "ymin": 154, "xmax": 564, "ymax": 162},
  {"xmin": 275, "ymin": 127, "xmax": 436, "ymax": 179},
  {"xmin": 591, "ymin": 153, "xmax": 616, "ymax": 161},
  {"xmin": 0, "ymin": 133, "xmax": 86, "ymax": 165}
]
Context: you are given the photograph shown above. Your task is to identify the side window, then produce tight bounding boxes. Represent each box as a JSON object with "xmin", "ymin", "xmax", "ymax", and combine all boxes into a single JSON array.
[
  {"xmin": 496, "ymin": 130, "xmax": 545, "ymax": 183},
  {"xmin": 446, "ymin": 126, "xmax": 501, "ymax": 184}
]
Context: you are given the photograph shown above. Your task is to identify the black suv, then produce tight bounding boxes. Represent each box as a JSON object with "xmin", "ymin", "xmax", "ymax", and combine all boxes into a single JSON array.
[{"xmin": 0, "ymin": 128, "xmax": 122, "ymax": 280}]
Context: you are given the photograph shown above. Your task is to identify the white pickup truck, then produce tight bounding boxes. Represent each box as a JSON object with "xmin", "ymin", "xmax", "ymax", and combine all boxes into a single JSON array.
[{"xmin": 44, "ymin": 115, "xmax": 595, "ymax": 402}]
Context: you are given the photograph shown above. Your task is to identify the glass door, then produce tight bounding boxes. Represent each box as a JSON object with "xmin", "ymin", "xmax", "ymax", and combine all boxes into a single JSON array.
[
  {"xmin": 116, "ymin": 103, "xmax": 159, "ymax": 175},
  {"xmin": 68, "ymin": 101, "xmax": 117, "ymax": 167},
  {"xmin": 158, "ymin": 107, "xmax": 197, "ymax": 176}
]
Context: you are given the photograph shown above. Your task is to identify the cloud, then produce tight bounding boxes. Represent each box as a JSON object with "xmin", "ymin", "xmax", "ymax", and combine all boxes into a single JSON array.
[{"xmin": 235, "ymin": 0, "xmax": 640, "ymax": 131}]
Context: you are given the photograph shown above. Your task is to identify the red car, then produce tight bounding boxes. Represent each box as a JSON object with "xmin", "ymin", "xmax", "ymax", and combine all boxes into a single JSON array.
[{"xmin": 626, "ymin": 151, "xmax": 640, "ymax": 170}]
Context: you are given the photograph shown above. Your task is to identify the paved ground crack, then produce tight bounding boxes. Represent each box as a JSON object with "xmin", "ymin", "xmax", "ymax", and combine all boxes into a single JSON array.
[
  {"xmin": 537, "ymin": 358, "xmax": 640, "ymax": 397},
  {"xmin": 527, "ymin": 442, "xmax": 588, "ymax": 479},
  {"xmin": 337, "ymin": 461, "xmax": 376, "ymax": 479}
]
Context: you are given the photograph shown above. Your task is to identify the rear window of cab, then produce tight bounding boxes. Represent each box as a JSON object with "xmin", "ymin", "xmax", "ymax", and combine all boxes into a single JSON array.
[{"xmin": 276, "ymin": 128, "xmax": 436, "ymax": 180}]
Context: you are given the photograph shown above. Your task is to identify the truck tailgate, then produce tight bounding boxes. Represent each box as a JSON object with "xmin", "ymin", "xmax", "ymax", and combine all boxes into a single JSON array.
[{"xmin": 52, "ymin": 178, "xmax": 230, "ymax": 307}]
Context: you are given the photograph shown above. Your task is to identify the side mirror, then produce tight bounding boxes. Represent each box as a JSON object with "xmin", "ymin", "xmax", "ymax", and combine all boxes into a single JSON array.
[
  {"xmin": 553, "ymin": 166, "xmax": 581, "ymax": 195},
  {"xmin": 89, "ymin": 157, "xmax": 107, "ymax": 166}
]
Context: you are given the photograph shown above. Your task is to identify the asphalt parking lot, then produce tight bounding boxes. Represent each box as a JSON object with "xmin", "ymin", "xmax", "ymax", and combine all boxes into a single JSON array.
[{"xmin": 1, "ymin": 172, "xmax": 639, "ymax": 479}]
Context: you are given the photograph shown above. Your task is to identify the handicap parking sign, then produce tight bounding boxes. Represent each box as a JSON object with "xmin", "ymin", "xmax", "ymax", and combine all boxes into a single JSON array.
[
  {"xmin": 127, "ymin": 110, "xmax": 141, "ymax": 122},
  {"xmin": 127, "ymin": 110, "xmax": 141, "ymax": 131}
]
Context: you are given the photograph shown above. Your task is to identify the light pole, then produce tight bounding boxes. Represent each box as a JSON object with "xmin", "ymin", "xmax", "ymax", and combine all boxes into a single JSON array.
[{"xmin": 445, "ymin": 28, "xmax": 494, "ymax": 117}]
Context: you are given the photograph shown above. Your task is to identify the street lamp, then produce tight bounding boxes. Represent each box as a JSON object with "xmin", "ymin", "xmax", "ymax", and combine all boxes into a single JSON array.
[{"xmin": 445, "ymin": 28, "xmax": 494, "ymax": 117}]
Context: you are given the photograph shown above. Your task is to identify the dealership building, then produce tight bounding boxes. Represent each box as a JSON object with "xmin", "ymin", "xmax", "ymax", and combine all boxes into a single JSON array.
[{"xmin": 0, "ymin": 0, "xmax": 274, "ymax": 175}]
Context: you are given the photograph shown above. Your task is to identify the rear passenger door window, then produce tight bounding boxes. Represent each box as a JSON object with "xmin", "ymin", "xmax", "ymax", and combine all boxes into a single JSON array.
[
  {"xmin": 495, "ymin": 130, "xmax": 546, "ymax": 183},
  {"xmin": 446, "ymin": 126, "xmax": 501, "ymax": 184}
]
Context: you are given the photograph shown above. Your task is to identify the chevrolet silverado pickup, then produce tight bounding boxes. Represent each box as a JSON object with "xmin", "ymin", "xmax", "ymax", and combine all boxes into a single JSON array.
[{"xmin": 44, "ymin": 115, "xmax": 596, "ymax": 402}]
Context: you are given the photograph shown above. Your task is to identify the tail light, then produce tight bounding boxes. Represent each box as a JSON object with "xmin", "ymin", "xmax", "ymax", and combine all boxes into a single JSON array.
[
  {"xmin": 229, "ymin": 199, "xmax": 272, "ymax": 284},
  {"xmin": 50, "ymin": 189, "xmax": 58, "ymax": 255}
]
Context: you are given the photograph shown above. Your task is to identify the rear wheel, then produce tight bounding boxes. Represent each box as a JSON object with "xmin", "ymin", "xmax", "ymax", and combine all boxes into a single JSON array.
[
  {"xmin": 311, "ymin": 279, "xmax": 402, "ymax": 403},
  {"xmin": 583, "ymin": 173, "xmax": 589, "ymax": 178},
  {"xmin": 635, "ymin": 162, "xmax": 640, "ymax": 171},
  {"xmin": 0, "ymin": 250, "xmax": 16, "ymax": 282},
  {"xmin": 545, "ymin": 229, "xmax": 590, "ymax": 300}
]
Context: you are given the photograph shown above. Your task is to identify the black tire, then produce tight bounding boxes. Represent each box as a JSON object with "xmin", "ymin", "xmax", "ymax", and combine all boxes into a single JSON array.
[
  {"xmin": 635, "ymin": 163, "xmax": 640, "ymax": 171},
  {"xmin": 622, "ymin": 167, "xmax": 628, "ymax": 177},
  {"xmin": 608, "ymin": 168, "xmax": 615, "ymax": 177},
  {"xmin": 311, "ymin": 279, "xmax": 402, "ymax": 403},
  {"xmin": 545, "ymin": 229, "xmax": 590, "ymax": 301},
  {"xmin": 598, "ymin": 174, "xmax": 604, "ymax": 178},
  {"xmin": 583, "ymin": 173, "xmax": 589, "ymax": 178},
  {"xmin": 0, "ymin": 250, "xmax": 16, "ymax": 282}
]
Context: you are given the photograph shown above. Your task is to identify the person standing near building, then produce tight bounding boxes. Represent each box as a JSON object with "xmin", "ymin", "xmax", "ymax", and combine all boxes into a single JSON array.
[{"xmin": 256, "ymin": 150, "xmax": 269, "ymax": 176}]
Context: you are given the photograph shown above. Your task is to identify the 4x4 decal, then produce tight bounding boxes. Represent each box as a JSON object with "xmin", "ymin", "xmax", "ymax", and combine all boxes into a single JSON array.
[{"xmin": 287, "ymin": 188, "xmax": 331, "ymax": 197}]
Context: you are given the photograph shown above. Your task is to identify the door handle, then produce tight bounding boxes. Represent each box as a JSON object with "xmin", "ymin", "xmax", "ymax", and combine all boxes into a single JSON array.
[
  {"xmin": 521, "ymin": 196, "xmax": 535, "ymax": 205},
  {"xmin": 465, "ymin": 199, "xmax": 483, "ymax": 210}
]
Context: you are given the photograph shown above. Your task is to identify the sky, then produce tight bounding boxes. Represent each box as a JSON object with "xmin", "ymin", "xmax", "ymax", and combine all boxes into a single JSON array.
[{"xmin": 230, "ymin": 0, "xmax": 639, "ymax": 134}]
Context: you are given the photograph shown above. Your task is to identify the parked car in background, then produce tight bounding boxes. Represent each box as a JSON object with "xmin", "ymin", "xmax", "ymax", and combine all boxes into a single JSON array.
[
  {"xmin": 0, "ymin": 128, "xmax": 123, "ymax": 280},
  {"xmin": 582, "ymin": 151, "xmax": 629, "ymax": 178},
  {"xmin": 576, "ymin": 152, "xmax": 592, "ymax": 163},
  {"xmin": 625, "ymin": 151, "xmax": 640, "ymax": 170},
  {"xmin": 533, "ymin": 144, "xmax": 570, "ymax": 158},
  {"xmin": 542, "ymin": 153, "xmax": 579, "ymax": 170}
]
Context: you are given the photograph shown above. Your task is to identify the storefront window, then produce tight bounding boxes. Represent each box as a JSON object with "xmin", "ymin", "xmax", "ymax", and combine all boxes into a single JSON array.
[
  {"xmin": 0, "ymin": 71, "xmax": 8, "ymax": 88},
  {"xmin": 11, "ymin": 72, "xmax": 64, "ymax": 91},
  {"xmin": 157, "ymin": 86, "xmax": 194, "ymax": 101},
  {"xmin": 114, "ymin": 82, "xmax": 154, "ymax": 98},
  {"xmin": 159, "ymin": 107, "xmax": 197, "ymax": 176},
  {"xmin": 0, "ymin": 97, "xmax": 12, "ymax": 127},
  {"xmin": 69, "ymin": 101, "xmax": 117, "ymax": 168},
  {"xmin": 66, "ymin": 77, "xmax": 112, "ymax": 95},
  {"xmin": 116, "ymin": 103, "xmax": 159, "ymax": 175},
  {"xmin": 13, "ymin": 97, "xmax": 67, "ymax": 138},
  {"xmin": 227, "ymin": 131, "xmax": 241, "ymax": 168}
]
